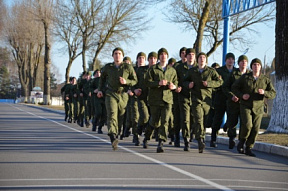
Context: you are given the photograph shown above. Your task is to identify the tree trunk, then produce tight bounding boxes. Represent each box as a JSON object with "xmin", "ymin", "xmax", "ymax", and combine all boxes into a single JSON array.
[
  {"xmin": 267, "ymin": 0, "xmax": 288, "ymax": 133},
  {"xmin": 65, "ymin": 59, "xmax": 73, "ymax": 83},
  {"xmin": 43, "ymin": 22, "xmax": 51, "ymax": 105}
]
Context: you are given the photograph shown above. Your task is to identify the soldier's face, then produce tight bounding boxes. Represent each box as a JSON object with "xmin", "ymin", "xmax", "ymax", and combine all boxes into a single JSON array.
[
  {"xmin": 186, "ymin": 52, "xmax": 195, "ymax": 64},
  {"xmin": 198, "ymin": 55, "xmax": 207, "ymax": 68},
  {"xmin": 252, "ymin": 62, "xmax": 261, "ymax": 73},
  {"xmin": 113, "ymin": 50, "xmax": 123, "ymax": 64},
  {"xmin": 180, "ymin": 51, "xmax": 186, "ymax": 61},
  {"xmin": 95, "ymin": 71, "xmax": 101, "ymax": 78},
  {"xmin": 72, "ymin": 78, "xmax": 77, "ymax": 84},
  {"xmin": 137, "ymin": 56, "xmax": 146, "ymax": 66},
  {"xmin": 239, "ymin": 60, "xmax": 248, "ymax": 70},
  {"xmin": 159, "ymin": 52, "xmax": 168, "ymax": 63},
  {"xmin": 226, "ymin": 57, "xmax": 235, "ymax": 67},
  {"xmin": 148, "ymin": 57, "xmax": 157, "ymax": 66}
]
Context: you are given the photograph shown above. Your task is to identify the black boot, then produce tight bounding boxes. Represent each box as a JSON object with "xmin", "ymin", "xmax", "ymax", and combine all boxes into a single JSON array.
[
  {"xmin": 245, "ymin": 147, "xmax": 256, "ymax": 157},
  {"xmin": 156, "ymin": 139, "xmax": 164, "ymax": 153},
  {"xmin": 109, "ymin": 134, "xmax": 118, "ymax": 151},
  {"xmin": 183, "ymin": 138, "xmax": 190, "ymax": 151},
  {"xmin": 97, "ymin": 126, "xmax": 103, "ymax": 134},
  {"xmin": 237, "ymin": 139, "xmax": 245, "ymax": 154},
  {"xmin": 174, "ymin": 134, "xmax": 180, "ymax": 147},
  {"xmin": 210, "ymin": 140, "xmax": 217, "ymax": 148},
  {"xmin": 229, "ymin": 137, "xmax": 236, "ymax": 149},
  {"xmin": 134, "ymin": 134, "xmax": 140, "ymax": 146},
  {"xmin": 68, "ymin": 118, "xmax": 72, "ymax": 123},
  {"xmin": 198, "ymin": 139, "xmax": 205, "ymax": 153},
  {"xmin": 65, "ymin": 115, "xmax": 68, "ymax": 121},
  {"xmin": 143, "ymin": 138, "xmax": 148, "ymax": 149},
  {"xmin": 169, "ymin": 134, "xmax": 174, "ymax": 145},
  {"xmin": 92, "ymin": 125, "xmax": 96, "ymax": 131}
]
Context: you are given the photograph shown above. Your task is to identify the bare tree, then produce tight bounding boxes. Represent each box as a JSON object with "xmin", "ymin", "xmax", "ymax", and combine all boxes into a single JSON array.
[
  {"xmin": 163, "ymin": 0, "xmax": 275, "ymax": 56},
  {"xmin": 31, "ymin": 0, "xmax": 54, "ymax": 105},
  {"xmin": 267, "ymin": 0, "xmax": 288, "ymax": 133},
  {"xmin": 2, "ymin": 1, "xmax": 44, "ymax": 102},
  {"xmin": 90, "ymin": 0, "xmax": 150, "ymax": 70},
  {"xmin": 53, "ymin": 0, "xmax": 83, "ymax": 83},
  {"xmin": 0, "ymin": 0, "xmax": 5, "ymax": 33},
  {"xmin": 73, "ymin": 0, "xmax": 105, "ymax": 72}
]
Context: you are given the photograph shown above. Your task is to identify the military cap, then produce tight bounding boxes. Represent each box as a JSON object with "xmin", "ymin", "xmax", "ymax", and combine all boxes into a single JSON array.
[
  {"xmin": 148, "ymin": 51, "xmax": 158, "ymax": 59},
  {"xmin": 137, "ymin": 52, "xmax": 146, "ymax": 59},
  {"xmin": 158, "ymin": 48, "xmax": 169, "ymax": 58},
  {"xmin": 185, "ymin": 48, "xmax": 196, "ymax": 55},
  {"xmin": 238, "ymin": 55, "xmax": 248, "ymax": 64},
  {"xmin": 93, "ymin": 69, "xmax": 100, "ymax": 76},
  {"xmin": 225, "ymin": 52, "xmax": 235, "ymax": 61},
  {"xmin": 112, "ymin": 47, "xmax": 124, "ymax": 56},
  {"xmin": 179, "ymin": 47, "xmax": 187, "ymax": 57},
  {"xmin": 250, "ymin": 58, "xmax": 262, "ymax": 69},
  {"xmin": 197, "ymin": 52, "xmax": 207, "ymax": 61},
  {"xmin": 211, "ymin": 62, "xmax": 220, "ymax": 68},
  {"xmin": 123, "ymin": 56, "xmax": 132, "ymax": 63},
  {"xmin": 168, "ymin": 58, "xmax": 176, "ymax": 65}
]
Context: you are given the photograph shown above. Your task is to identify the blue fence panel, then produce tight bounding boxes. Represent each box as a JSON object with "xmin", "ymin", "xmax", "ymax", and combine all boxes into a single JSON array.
[{"xmin": 0, "ymin": 99, "xmax": 15, "ymax": 103}]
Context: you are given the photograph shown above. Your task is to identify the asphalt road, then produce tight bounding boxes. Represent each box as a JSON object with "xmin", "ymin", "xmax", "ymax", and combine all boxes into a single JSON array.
[{"xmin": 0, "ymin": 103, "xmax": 287, "ymax": 191}]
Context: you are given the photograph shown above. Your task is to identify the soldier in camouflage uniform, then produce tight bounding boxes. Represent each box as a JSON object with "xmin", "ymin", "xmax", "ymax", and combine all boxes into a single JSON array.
[
  {"xmin": 173, "ymin": 47, "xmax": 187, "ymax": 147},
  {"xmin": 77, "ymin": 73, "xmax": 87, "ymax": 127},
  {"xmin": 143, "ymin": 48, "xmax": 178, "ymax": 153},
  {"xmin": 97, "ymin": 48, "xmax": 138, "ymax": 150},
  {"xmin": 222, "ymin": 55, "xmax": 250, "ymax": 149},
  {"xmin": 79, "ymin": 72, "xmax": 92, "ymax": 128},
  {"xmin": 232, "ymin": 58, "xmax": 276, "ymax": 157},
  {"xmin": 124, "ymin": 55, "xmax": 140, "ymax": 144},
  {"xmin": 175, "ymin": 48, "xmax": 197, "ymax": 151},
  {"xmin": 90, "ymin": 69, "xmax": 106, "ymax": 133},
  {"xmin": 211, "ymin": 53, "xmax": 237, "ymax": 147},
  {"xmin": 61, "ymin": 78, "xmax": 72, "ymax": 122},
  {"xmin": 134, "ymin": 52, "xmax": 156, "ymax": 146},
  {"xmin": 184, "ymin": 52, "xmax": 223, "ymax": 153},
  {"xmin": 167, "ymin": 57, "xmax": 177, "ymax": 145}
]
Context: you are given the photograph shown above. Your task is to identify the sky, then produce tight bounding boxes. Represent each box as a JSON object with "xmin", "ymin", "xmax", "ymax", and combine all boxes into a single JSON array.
[{"xmin": 52, "ymin": 2, "xmax": 276, "ymax": 82}]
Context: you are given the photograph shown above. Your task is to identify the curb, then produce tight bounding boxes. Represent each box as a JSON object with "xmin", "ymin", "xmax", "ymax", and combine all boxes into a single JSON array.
[
  {"xmin": 205, "ymin": 135, "xmax": 288, "ymax": 158},
  {"xmin": 24, "ymin": 104, "xmax": 65, "ymax": 115}
]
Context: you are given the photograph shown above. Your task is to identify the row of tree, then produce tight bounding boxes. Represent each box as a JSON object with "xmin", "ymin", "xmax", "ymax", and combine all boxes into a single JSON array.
[
  {"xmin": 0, "ymin": 0, "xmax": 286, "ymax": 132},
  {"xmin": 0, "ymin": 0, "xmax": 276, "ymax": 104}
]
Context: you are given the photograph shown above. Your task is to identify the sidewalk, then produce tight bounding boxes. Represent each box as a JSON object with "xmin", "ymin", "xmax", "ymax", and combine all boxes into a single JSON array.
[{"xmin": 25, "ymin": 103, "xmax": 288, "ymax": 158}]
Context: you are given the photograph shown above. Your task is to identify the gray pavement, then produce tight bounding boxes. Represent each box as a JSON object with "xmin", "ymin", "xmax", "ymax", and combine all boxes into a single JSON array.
[{"xmin": 0, "ymin": 103, "xmax": 288, "ymax": 191}]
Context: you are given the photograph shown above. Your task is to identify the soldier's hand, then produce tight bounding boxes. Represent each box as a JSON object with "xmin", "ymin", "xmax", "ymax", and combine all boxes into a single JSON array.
[
  {"xmin": 168, "ymin": 82, "xmax": 176, "ymax": 90},
  {"xmin": 127, "ymin": 90, "xmax": 134, "ymax": 96},
  {"xmin": 134, "ymin": 89, "xmax": 142, "ymax": 96},
  {"xmin": 94, "ymin": 89, "xmax": 98, "ymax": 93},
  {"xmin": 97, "ymin": 91, "xmax": 103, "ymax": 98},
  {"xmin": 80, "ymin": 93, "xmax": 83, "ymax": 97},
  {"xmin": 119, "ymin": 77, "xmax": 127, "ymax": 85},
  {"xmin": 202, "ymin": 81, "xmax": 208, "ymax": 87},
  {"xmin": 65, "ymin": 97, "xmax": 69, "ymax": 100},
  {"xmin": 258, "ymin": 89, "xmax": 265, "ymax": 95},
  {"xmin": 74, "ymin": 93, "xmax": 77, "ymax": 98},
  {"xmin": 175, "ymin": 86, "xmax": 182, "ymax": 93},
  {"xmin": 88, "ymin": 92, "xmax": 91, "ymax": 97},
  {"xmin": 243, "ymin": 94, "xmax": 250, "ymax": 100},
  {"xmin": 159, "ymin": 79, "xmax": 167, "ymax": 86},
  {"xmin": 232, "ymin": 96, "xmax": 239, "ymax": 102},
  {"xmin": 188, "ymin": 82, "xmax": 194, "ymax": 89}
]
